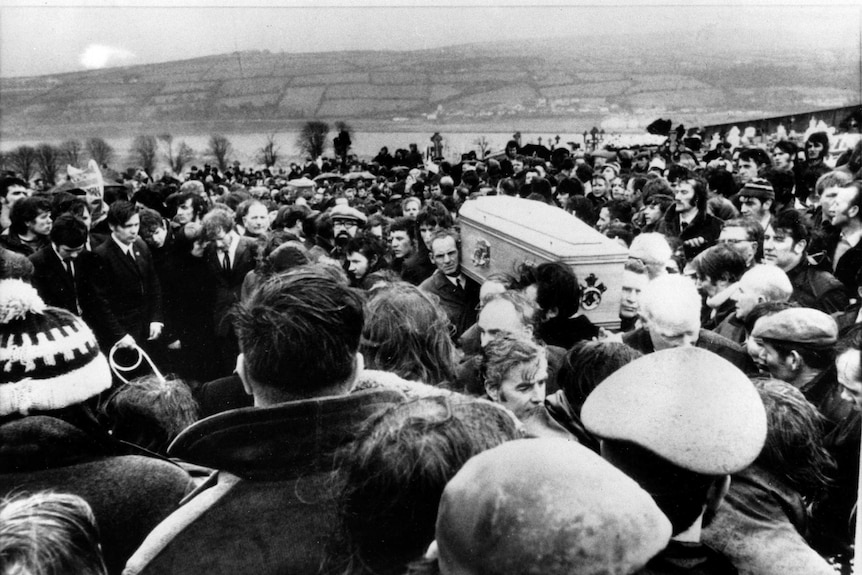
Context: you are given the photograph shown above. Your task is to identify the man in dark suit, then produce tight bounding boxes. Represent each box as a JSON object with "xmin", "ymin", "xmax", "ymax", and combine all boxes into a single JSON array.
[
  {"xmin": 419, "ymin": 229, "xmax": 478, "ymax": 340},
  {"xmin": 201, "ymin": 209, "xmax": 258, "ymax": 376},
  {"xmin": 622, "ymin": 273, "xmax": 754, "ymax": 373},
  {"xmin": 821, "ymin": 180, "xmax": 862, "ymax": 296},
  {"xmin": 80, "ymin": 201, "xmax": 163, "ymax": 351},
  {"xmin": 29, "ymin": 214, "xmax": 90, "ymax": 315}
]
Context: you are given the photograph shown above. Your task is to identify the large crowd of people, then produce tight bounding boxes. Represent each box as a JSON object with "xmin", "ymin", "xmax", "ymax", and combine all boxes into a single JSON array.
[{"xmin": 1, "ymin": 129, "xmax": 862, "ymax": 575}]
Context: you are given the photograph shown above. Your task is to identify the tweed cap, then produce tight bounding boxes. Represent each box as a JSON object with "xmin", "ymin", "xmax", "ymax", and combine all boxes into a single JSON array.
[
  {"xmin": 751, "ymin": 308, "xmax": 838, "ymax": 346},
  {"xmin": 582, "ymin": 347, "xmax": 766, "ymax": 475},
  {"xmin": 329, "ymin": 204, "xmax": 367, "ymax": 224},
  {"xmin": 435, "ymin": 438, "xmax": 672, "ymax": 575},
  {"xmin": 738, "ymin": 178, "xmax": 775, "ymax": 201}
]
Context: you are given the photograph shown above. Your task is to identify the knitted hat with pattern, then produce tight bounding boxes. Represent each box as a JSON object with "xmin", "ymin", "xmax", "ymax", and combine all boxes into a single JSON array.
[{"xmin": 0, "ymin": 279, "xmax": 111, "ymax": 416}]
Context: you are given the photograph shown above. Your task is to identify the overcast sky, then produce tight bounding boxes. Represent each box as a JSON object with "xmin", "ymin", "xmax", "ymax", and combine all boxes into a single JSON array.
[{"xmin": 1, "ymin": 1, "xmax": 859, "ymax": 79}]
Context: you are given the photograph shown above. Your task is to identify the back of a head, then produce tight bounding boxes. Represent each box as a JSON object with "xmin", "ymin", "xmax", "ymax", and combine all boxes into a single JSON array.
[
  {"xmin": 694, "ymin": 244, "xmax": 746, "ymax": 284},
  {"xmin": 101, "ymin": 375, "xmax": 199, "ymax": 455},
  {"xmin": 233, "ymin": 264, "xmax": 363, "ymax": 400},
  {"xmin": 557, "ymin": 340, "xmax": 642, "ymax": 413},
  {"xmin": 629, "ymin": 233, "xmax": 672, "ymax": 279},
  {"xmin": 740, "ymin": 264, "xmax": 793, "ymax": 302},
  {"xmin": 335, "ymin": 396, "xmax": 523, "ymax": 575},
  {"xmin": 534, "ymin": 261, "xmax": 579, "ymax": 319},
  {"xmin": 582, "ymin": 348, "xmax": 767, "ymax": 532},
  {"xmin": 361, "ymin": 282, "xmax": 456, "ymax": 385},
  {"xmin": 435, "ymin": 438, "xmax": 672, "ymax": 575},
  {"xmin": 752, "ymin": 378, "xmax": 834, "ymax": 499},
  {"xmin": 640, "ymin": 274, "xmax": 701, "ymax": 332},
  {"xmin": 0, "ymin": 492, "xmax": 107, "ymax": 575}
]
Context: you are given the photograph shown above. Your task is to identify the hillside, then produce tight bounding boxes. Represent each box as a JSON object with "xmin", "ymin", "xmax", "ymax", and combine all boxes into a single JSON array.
[{"xmin": 0, "ymin": 35, "xmax": 858, "ymax": 141}]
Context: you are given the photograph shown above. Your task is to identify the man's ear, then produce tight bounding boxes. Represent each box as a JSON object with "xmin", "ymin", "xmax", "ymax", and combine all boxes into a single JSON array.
[
  {"xmin": 763, "ymin": 199, "xmax": 774, "ymax": 212},
  {"xmin": 788, "ymin": 350, "xmax": 802, "ymax": 373},
  {"xmin": 236, "ymin": 354, "xmax": 253, "ymax": 396},
  {"xmin": 485, "ymin": 381, "xmax": 500, "ymax": 402},
  {"xmin": 706, "ymin": 475, "xmax": 731, "ymax": 516},
  {"xmin": 344, "ymin": 352, "xmax": 364, "ymax": 393},
  {"xmin": 793, "ymin": 239, "xmax": 808, "ymax": 255}
]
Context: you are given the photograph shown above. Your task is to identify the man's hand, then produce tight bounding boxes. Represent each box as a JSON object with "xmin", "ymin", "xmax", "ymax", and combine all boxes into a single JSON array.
[
  {"xmin": 116, "ymin": 334, "xmax": 136, "ymax": 349},
  {"xmin": 149, "ymin": 322, "xmax": 164, "ymax": 340},
  {"xmin": 683, "ymin": 236, "xmax": 706, "ymax": 248},
  {"xmin": 167, "ymin": 339, "xmax": 181, "ymax": 350}
]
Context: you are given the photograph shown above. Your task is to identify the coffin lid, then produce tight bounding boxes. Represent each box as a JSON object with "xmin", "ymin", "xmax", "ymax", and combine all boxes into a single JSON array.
[{"xmin": 459, "ymin": 196, "xmax": 628, "ymax": 260}]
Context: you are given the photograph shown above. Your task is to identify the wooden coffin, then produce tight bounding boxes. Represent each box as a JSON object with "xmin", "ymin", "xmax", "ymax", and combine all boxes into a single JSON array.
[{"xmin": 459, "ymin": 196, "xmax": 627, "ymax": 328}]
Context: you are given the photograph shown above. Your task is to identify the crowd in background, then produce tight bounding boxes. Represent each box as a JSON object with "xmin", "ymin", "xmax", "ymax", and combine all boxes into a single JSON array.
[{"xmin": 2, "ymin": 126, "xmax": 862, "ymax": 575}]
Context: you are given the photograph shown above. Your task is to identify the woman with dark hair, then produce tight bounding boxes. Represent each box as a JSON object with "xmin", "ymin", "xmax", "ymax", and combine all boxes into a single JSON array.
[
  {"xmin": 703, "ymin": 378, "xmax": 836, "ymax": 575},
  {"xmin": 528, "ymin": 261, "xmax": 599, "ymax": 349},
  {"xmin": 360, "ymin": 282, "xmax": 457, "ymax": 386},
  {"xmin": 326, "ymin": 395, "xmax": 523, "ymax": 575},
  {"xmin": 0, "ymin": 195, "xmax": 52, "ymax": 256}
]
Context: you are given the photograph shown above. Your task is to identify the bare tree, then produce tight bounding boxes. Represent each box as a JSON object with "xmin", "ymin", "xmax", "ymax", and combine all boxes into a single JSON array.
[
  {"xmin": 132, "ymin": 135, "xmax": 159, "ymax": 177},
  {"xmin": 8, "ymin": 145, "xmax": 37, "ymax": 181},
  {"xmin": 86, "ymin": 137, "xmax": 114, "ymax": 167},
  {"xmin": 59, "ymin": 139, "xmax": 83, "ymax": 168},
  {"xmin": 158, "ymin": 133, "xmax": 195, "ymax": 175},
  {"xmin": 0, "ymin": 151, "xmax": 8, "ymax": 173},
  {"xmin": 296, "ymin": 121, "xmax": 329, "ymax": 160},
  {"xmin": 173, "ymin": 142, "xmax": 195, "ymax": 175},
  {"xmin": 474, "ymin": 136, "xmax": 490, "ymax": 159},
  {"xmin": 257, "ymin": 134, "xmax": 279, "ymax": 168},
  {"xmin": 35, "ymin": 143, "xmax": 60, "ymax": 185},
  {"xmin": 207, "ymin": 134, "xmax": 233, "ymax": 172}
]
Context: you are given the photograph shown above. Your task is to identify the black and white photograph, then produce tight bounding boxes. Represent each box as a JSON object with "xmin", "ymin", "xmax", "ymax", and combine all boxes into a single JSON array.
[{"xmin": 1, "ymin": 1, "xmax": 862, "ymax": 574}]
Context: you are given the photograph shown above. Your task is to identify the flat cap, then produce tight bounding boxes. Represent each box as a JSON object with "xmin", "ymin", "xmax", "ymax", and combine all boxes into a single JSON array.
[
  {"xmin": 751, "ymin": 308, "xmax": 838, "ymax": 346},
  {"xmin": 738, "ymin": 178, "xmax": 775, "ymax": 201},
  {"xmin": 582, "ymin": 347, "xmax": 766, "ymax": 475},
  {"xmin": 436, "ymin": 438, "xmax": 671, "ymax": 575},
  {"xmin": 329, "ymin": 204, "xmax": 367, "ymax": 224}
]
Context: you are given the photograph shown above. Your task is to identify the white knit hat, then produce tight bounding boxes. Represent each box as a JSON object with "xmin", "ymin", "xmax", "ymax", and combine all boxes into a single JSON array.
[{"xmin": 0, "ymin": 279, "xmax": 111, "ymax": 416}]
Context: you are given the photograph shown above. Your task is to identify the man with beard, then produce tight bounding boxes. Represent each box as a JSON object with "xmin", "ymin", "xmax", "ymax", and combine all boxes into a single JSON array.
[
  {"xmin": 659, "ymin": 173, "xmax": 722, "ymax": 261},
  {"xmin": 328, "ymin": 204, "xmax": 366, "ymax": 262}
]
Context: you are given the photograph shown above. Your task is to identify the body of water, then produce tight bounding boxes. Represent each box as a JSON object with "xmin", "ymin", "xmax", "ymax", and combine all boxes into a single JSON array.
[{"xmin": 1, "ymin": 130, "xmax": 593, "ymax": 174}]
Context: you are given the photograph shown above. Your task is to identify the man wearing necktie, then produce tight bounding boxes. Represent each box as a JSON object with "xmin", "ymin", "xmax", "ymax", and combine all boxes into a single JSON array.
[
  {"xmin": 419, "ymin": 228, "xmax": 479, "ymax": 340},
  {"xmin": 201, "ymin": 209, "xmax": 259, "ymax": 377},
  {"xmin": 79, "ymin": 201, "xmax": 163, "ymax": 351},
  {"xmin": 29, "ymin": 214, "xmax": 90, "ymax": 316}
]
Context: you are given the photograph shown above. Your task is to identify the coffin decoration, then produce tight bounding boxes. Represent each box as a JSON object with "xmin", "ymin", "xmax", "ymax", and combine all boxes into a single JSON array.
[{"xmin": 459, "ymin": 196, "xmax": 627, "ymax": 328}]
